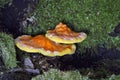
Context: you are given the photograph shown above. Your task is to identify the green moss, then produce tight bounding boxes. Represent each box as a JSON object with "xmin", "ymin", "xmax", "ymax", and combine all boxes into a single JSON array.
[
  {"xmin": 0, "ymin": 32, "xmax": 17, "ymax": 69},
  {"xmin": 23, "ymin": 0, "xmax": 120, "ymax": 53},
  {"xmin": 32, "ymin": 69, "xmax": 89, "ymax": 80},
  {"xmin": 31, "ymin": 69, "xmax": 120, "ymax": 80}
]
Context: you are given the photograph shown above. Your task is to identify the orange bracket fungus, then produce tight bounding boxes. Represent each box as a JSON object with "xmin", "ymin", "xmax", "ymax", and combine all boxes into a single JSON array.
[
  {"xmin": 15, "ymin": 35, "xmax": 76, "ymax": 56},
  {"xmin": 46, "ymin": 22, "xmax": 87, "ymax": 44},
  {"xmin": 15, "ymin": 22, "xmax": 87, "ymax": 56}
]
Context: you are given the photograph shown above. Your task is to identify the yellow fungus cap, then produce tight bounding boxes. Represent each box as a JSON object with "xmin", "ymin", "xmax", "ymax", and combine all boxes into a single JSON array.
[
  {"xmin": 15, "ymin": 35, "xmax": 76, "ymax": 57},
  {"xmin": 46, "ymin": 22, "xmax": 87, "ymax": 44}
]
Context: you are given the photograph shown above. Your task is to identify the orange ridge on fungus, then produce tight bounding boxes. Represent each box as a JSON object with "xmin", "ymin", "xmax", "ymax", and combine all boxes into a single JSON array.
[
  {"xmin": 22, "ymin": 35, "xmax": 73, "ymax": 52},
  {"xmin": 48, "ymin": 22, "xmax": 80, "ymax": 37}
]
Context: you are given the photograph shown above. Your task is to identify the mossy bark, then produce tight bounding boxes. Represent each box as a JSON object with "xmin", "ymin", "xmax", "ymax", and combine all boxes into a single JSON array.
[{"xmin": 0, "ymin": 33, "xmax": 17, "ymax": 69}]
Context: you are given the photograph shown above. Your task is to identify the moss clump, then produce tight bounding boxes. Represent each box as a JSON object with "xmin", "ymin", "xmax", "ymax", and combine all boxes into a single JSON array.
[
  {"xmin": 32, "ymin": 69, "xmax": 89, "ymax": 80},
  {"xmin": 31, "ymin": 69, "xmax": 120, "ymax": 80},
  {"xmin": 23, "ymin": 0, "xmax": 120, "ymax": 53},
  {"xmin": 0, "ymin": 32, "xmax": 17, "ymax": 69}
]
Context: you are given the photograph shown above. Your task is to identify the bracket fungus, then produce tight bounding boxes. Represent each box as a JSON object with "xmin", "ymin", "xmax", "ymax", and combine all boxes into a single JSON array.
[
  {"xmin": 46, "ymin": 22, "xmax": 87, "ymax": 44},
  {"xmin": 15, "ymin": 23, "xmax": 87, "ymax": 57},
  {"xmin": 15, "ymin": 35, "xmax": 76, "ymax": 56}
]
